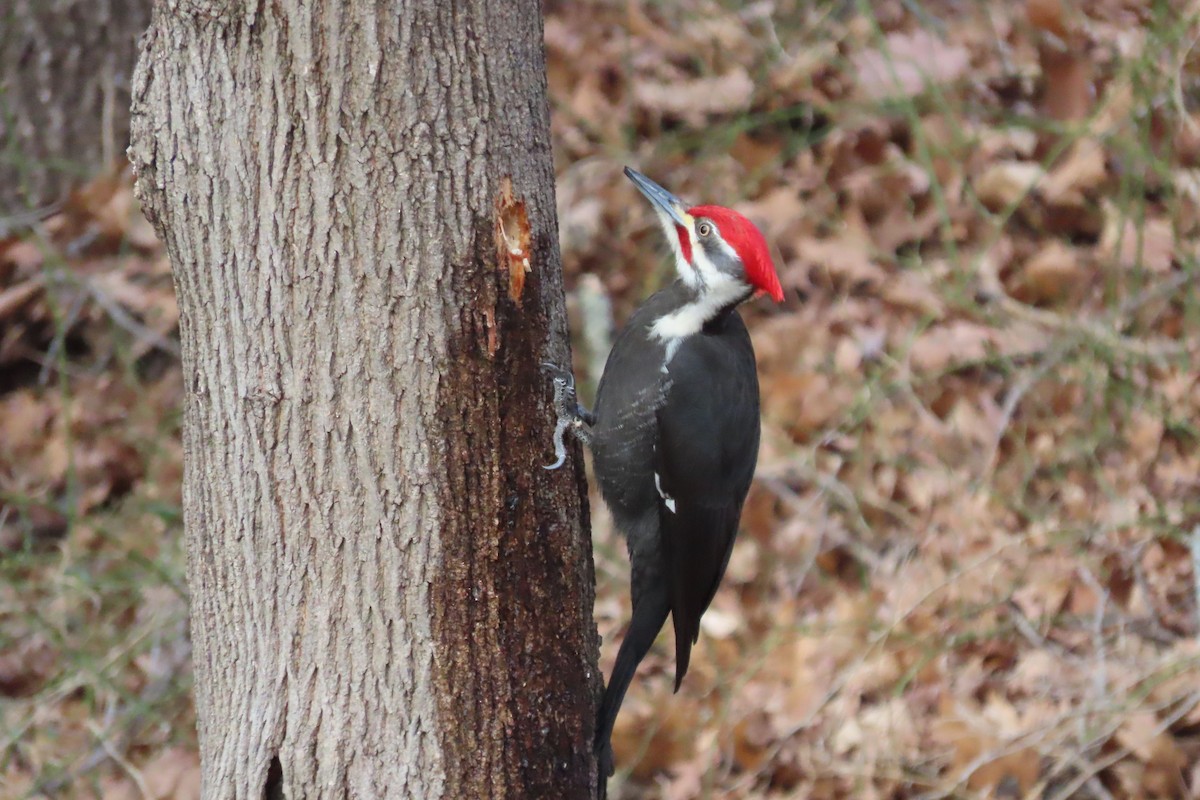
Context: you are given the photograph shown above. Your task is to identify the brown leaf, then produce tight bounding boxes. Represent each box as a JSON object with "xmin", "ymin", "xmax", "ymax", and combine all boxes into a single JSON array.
[
  {"xmin": 75, "ymin": 436, "xmax": 145, "ymax": 512},
  {"xmin": 0, "ymin": 635, "xmax": 57, "ymax": 697},
  {"xmin": 974, "ymin": 161, "xmax": 1045, "ymax": 213},
  {"xmin": 612, "ymin": 697, "xmax": 698, "ymax": 779},
  {"xmin": 1100, "ymin": 212, "xmax": 1174, "ymax": 273},
  {"xmin": 1126, "ymin": 409, "xmax": 1165, "ymax": 465},
  {"xmin": 0, "ymin": 503, "xmax": 70, "ymax": 552},
  {"xmin": 633, "ymin": 69, "xmax": 755, "ymax": 123},
  {"xmin": 1029, "ymin": 0, "xmax": 1093, "ymax": 123},
  {"xmin": 882, "ymin": 272, "xmax": 945, "ymax": 317},
  {"xmin": 143, "ymin": 747, "xmax": 201, "ymax": 800},
  {"xmin": 737, "ymin": 187, "xmax": 806, "ymax": 242},
  {"xmin": 1011, "ymin": 569, "xmax": 1072, "ymax": 624},
  {"xmin": 0, "ymin": 277, "xmax": 45, "ymax": 323},
  {"xmin": 731, "ymin": 710, "xmax": 774, "ymax": 772},
  {"xmin": 762, "ymin": 371, "xmax": 851, "ymax": 442},
  {"xmin": 934, "ymin": 695, "xmax": 1042, "ymax": 794},
  {"xmin": 909, "ymin": 321, "xmax": 991, "ymax": 373},
  {"xmin": 1026, "ymin": 0, "xmax": 1068, "ymax": 40},
  {"xmin": 853, "ymin": 29, "xmax": 970, "ymax": 101},
  {"xmin": 1115, "ymin": 713, "xmax": 1188, "ymax": 797},
  {"xmin": 1015, "ymin": 240, "xmax": 1088, "ymax": 304},
  {"xmin": 0, "ymin": 389, "xmax": 55, "ymax": 457},
  {"xmin": 796, "ymin": 228, "xmax": 887, "ymax": 289},
  {"xmin": 1042, "ymin": 139, "xmax": 1108, "ymax": 206},
  {"xmin": 1, "ymin": 238, "xmax": 45, "ymax": 273}
]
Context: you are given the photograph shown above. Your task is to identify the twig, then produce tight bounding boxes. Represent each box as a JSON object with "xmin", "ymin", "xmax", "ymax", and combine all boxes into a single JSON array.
[
  {"xmin": 1189, "ymin": 525, "xmax": 1200, "ymax": 632},
  {"xmin": 31, "ymin": 636, "xmax": 191, "ymax": 796},
  {"xmin": 981, "ymin": 269, "xmax": 1192, "ymax": 362},
  {"xmin": 759, "ymin": 476, "xmax": 828, "ymax": 593},
  {"xmin": 86, "ymin": 719, "xmax": 153, "ymax": 800},
  {"xmin": 85, "ymin": 275, "xmax": 181, "ymax": 358},
  {"xmin": 38, "ymin": 287, "xmax": 88, "ymax": 386},
  {"xmin": 977, "ymin": 335, "xmax": 1075, "ymax": 483},
  {"xmin": 757, "ymin": 458, "xmax": 885, "ymax": 570},
  {"xmin": 1044, "ymin": 689, "xmax": 1200, "ymax": 800},
  {"xmin": 576, "ymin": 273, "xmax": 613, "ymax": 393},
  {"xmin": 0, "ymin": 200, "xmax": 64, "ymax": 237},
  {"xmin": 0, "ymin": 277, "xmax": 45, "ymax": 321}
]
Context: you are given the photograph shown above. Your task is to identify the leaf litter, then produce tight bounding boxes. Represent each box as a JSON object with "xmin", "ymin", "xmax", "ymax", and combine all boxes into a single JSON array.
[{"xmin": 4, "ymin": 1, "xmax": 1200, "ymax": 798}]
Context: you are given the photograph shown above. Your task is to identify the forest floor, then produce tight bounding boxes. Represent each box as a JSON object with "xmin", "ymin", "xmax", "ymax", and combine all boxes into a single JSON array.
[{"xmin": 3, "ymin": 1, "xmax": 1199, "ymax": 798}]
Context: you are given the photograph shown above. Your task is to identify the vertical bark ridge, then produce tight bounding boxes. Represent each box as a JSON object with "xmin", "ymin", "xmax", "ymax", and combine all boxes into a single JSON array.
[{"xmin": 130, "ymin": 0, "xmax": 596, "ymax": 797}]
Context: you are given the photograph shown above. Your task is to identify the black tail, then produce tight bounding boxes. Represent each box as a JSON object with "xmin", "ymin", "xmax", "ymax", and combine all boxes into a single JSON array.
[{"xmin": 595, "ymin": 584, "xmax": 671, "ymax": 799}]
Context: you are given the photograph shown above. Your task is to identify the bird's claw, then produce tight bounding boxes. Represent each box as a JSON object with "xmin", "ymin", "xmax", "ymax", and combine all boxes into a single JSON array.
[
  {"xmin": 543, "ymin": 416, "xmax": 571, "ymax": 471},
  {"xmin": 540, "ymin": 360, "xmax": 566, "ymax": 376},
  {"xmin": 543, "ymin": 361, "xmax": 581, "ymax": 470}
]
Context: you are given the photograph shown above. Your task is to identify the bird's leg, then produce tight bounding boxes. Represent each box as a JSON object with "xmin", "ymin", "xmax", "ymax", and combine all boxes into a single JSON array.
[{"xmin": 542, "ymin": 362, "xmax": 594, "ymax": 470}]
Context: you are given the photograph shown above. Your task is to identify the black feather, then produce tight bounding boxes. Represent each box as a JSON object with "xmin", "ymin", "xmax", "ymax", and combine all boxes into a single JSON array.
[
  {"xmin": 586, "ymin": 281, "xmax": 762, "ymax": 792},
  {"xmin": 653, "ymin": 312, "xmax": 759, "ymax": 690}
]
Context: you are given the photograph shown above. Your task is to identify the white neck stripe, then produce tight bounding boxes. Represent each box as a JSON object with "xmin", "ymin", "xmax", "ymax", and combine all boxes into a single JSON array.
[{"xmin": 651, "ymin": 277, "xmax": 747, "ymax": 342}]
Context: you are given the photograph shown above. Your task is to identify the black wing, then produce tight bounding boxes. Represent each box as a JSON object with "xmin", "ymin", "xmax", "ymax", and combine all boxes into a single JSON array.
[{"xmin": 653, "ymin": 317, "xmax": 760, "ymax": 690}]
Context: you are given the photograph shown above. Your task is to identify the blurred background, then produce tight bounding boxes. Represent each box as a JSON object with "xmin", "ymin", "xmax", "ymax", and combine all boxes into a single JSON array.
[{"xmin": 2, "ymin": 1, "xmax": 1199, "ymax": 797}]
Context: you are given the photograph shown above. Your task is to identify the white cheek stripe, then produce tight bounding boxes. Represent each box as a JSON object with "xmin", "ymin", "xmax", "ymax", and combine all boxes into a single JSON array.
[
  {"xmin": 691, "ymin": 241, "xmax": 723, "ymax": 287},
  {"xmin": 655, "ymin": 209, "xmax": 701, "ymax": 290}
]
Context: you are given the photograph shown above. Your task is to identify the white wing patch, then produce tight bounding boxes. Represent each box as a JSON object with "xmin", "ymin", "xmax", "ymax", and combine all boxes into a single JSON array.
[
  {"xmin": 654, "ymin": 471, "xmax": 677, "ymax": 513},
  {"xmin": 660, "ymin": 337, "xmax": 682, "ymax": 374}
]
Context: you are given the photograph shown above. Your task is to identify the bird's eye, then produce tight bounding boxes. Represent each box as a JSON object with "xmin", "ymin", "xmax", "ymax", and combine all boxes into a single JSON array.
[{"xmin": 697, "ymin": 222, "xmax": 713, "ymax": 237}]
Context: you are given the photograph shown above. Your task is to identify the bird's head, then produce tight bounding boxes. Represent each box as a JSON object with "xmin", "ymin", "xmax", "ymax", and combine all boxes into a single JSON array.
[{"xmin": 624, "ymin": 166, "xmax": 784, "ymax": 304}]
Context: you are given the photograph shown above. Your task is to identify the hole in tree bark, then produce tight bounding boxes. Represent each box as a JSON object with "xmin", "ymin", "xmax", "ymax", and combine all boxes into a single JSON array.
[{"xmin": 263, "ymin": 755, "xmax": 283, "ymax": 800}]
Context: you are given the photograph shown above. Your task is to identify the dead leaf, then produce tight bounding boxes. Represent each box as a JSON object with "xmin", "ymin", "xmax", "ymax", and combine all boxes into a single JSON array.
[
  {"xmin": 0, "ymin": 635, "xmax": 57, "ymax": 697},
  {"xmin": 1026, "ymin": 0, "xmax": 1068, "ymax": 40},
  {"xmin": 0, "ymin": 277, "xmax": 45, "ymax": 322},
  {"xmin": 0, "ymin": 389, "xmax": 55, "ymax": 457},
  {"xmin": 909, "ymin": 321, "xmax": 991, "ymax": 373},
  {"xmin": 1015, "ymin": 240, "xmax": 1087, "ymax": 304},
  {"xmin": 1115, "ymin": 713, "xmax": 1188, "ymax": 797},
  {"xmin": 882, "ymin": 272, "xmax": 945, "ymax": 317},
  {"xmin": 0, "ymin": 503, "xmax": 70, "ymax": 552},
  {"xmin": 1037, "ymin": 36, "xmax": 1093, "ymax": 125},
  {"xmin": 731, "ymin": 710, "xmax": 774, "ymax": 772},
  {"xmin": 144, "ymin": 747, "xmax": 202, "ymax": 799},
  {"xmin": 974, "ymin": 161, "xmax": 1045, "ymax": 212},
  {"xmin": 853, "ymin": 29, "xmax": 970, "ymax": 101},
  {"xmin": 75, "ymin": 436, "xmax": 144, "ymax": 513},
  {"xmin": 762, "ymin": 371, "xmax": 851, "ymax": 442},
  {"xmin": 612, "ymin": 697, "xmax": 698, "ymax": 780},
  {"xmin": 1099, "ymin": 211, "xmax": 1174, "ymax": 273},
  {"xmin": 633, "ymin": 68, "xmax": 755, "ymax": 123},
  {"xmin": 1011, "ymin": 567, "xmax": 1072, "ymax": 624},
  {"xmin": 737, "ymin": 187, "xmax": 806, "ymax": 242},
  {"xmin": 1042, "ymin": 139, "xmax": 1108, "ymax": 206},
  {"xmin": 1126, "ymin": 409, "xmax": 1164, "ymax": 465},
  {"xmin": 796, "ymin": 228, "xmax": 887, "ymax": 289},
  {"xmin": 934, "ymin": 695, "xmax": 1042, "ymax": 794}
]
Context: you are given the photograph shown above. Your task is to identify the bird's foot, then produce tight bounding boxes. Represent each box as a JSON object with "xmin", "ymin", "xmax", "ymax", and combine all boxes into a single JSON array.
[{"xmin": 542, "ymin": 362, "xmax": 592, "ymax": 470}]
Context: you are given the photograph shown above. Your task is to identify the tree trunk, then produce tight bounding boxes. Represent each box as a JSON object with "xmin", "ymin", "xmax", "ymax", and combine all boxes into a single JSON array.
[
  {"xmin": 128, "ymin": 2, "xmax": 598, "ymax": 797},
  {"xmin": 0, "ymin": 0, "xmax": 151, "ymax": 218}
]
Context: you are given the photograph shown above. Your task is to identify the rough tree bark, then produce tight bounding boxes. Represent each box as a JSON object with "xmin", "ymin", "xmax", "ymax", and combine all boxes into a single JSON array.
[
  {"xmin": 0, "ymin": 0, "xmax": 151, "ymax": 218},
  {"xmin": 128, "ymin": 1, "xmax": 598, "ymax": 797}
]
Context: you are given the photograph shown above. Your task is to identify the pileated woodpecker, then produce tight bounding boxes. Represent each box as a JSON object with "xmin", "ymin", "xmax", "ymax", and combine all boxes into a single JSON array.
[{"xmin": 546, "ymin": 167, "xmax": 784, "ymax": 793}]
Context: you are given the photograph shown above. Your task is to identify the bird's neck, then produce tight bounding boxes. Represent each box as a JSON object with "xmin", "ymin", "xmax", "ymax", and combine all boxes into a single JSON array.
[{"xmin": 651, "ymin": 279, "xmax": 750, "ymax": 342}]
